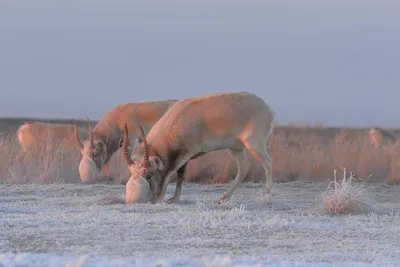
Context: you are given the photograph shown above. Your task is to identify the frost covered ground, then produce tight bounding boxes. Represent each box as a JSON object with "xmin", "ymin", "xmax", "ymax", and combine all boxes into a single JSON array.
[{"xmin": 1, "ymin": 181, "xmax": 400, "ymax": 266}]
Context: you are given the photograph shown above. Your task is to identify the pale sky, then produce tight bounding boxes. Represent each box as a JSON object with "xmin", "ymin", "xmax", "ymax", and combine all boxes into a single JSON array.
[{"xmin": 0, "ymin": 1, "xmax": 399, "ymax": 127}]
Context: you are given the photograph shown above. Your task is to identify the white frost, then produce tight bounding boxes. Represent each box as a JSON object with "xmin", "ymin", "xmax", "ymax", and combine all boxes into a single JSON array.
[
  {"xmin": 0, "ymin": 253, "xmax": 389, "ymax": 267},
  {"xmin": 1, "ymin": 181, "xmax": 400, "ymax": 266}
]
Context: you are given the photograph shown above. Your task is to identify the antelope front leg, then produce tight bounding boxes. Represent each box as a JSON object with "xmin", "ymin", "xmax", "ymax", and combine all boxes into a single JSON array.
[
  {"xmin": 166, "ymin": 163, "xmax": 187, "ymax": 204},
  {"xmin": 103, "ymin": 163, "xmax": 110, "ymax": 176},
  {"xmin": 102, "ymin": 163, "xmax": 114, "ymax": 183},
  {"xmin": 152, "ymin": 172, "xmax": 173, "ymax": 204},
  {"xmin": 166, "ymin": 177, "xmax": 183, "ymax": 204},
  {"xmin": 152, "ymin": 175, "xmax": 172, "ymax": 203},
  {"xmin": 152, "ymin": 157, "xmax": 191, "ymax": 204}
]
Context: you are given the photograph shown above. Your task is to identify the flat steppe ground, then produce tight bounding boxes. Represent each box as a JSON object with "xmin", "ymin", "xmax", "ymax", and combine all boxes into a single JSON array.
[
  {"xmin": 1, "ymin": 117, "xmax": 400, "ymax": 266},
  {"xmin": 1, "ymin": 182, "xmax": 400, "ymax": 266}
]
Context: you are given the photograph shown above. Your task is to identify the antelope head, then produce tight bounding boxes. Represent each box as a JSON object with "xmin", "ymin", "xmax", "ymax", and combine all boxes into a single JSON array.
[
  {"xmin": 75, "ymin": 117, "xmax": 108, "ymax": 183},
  {"xmin": 122, "ymin": 124, "xmax": 164, "ymax": 203}
]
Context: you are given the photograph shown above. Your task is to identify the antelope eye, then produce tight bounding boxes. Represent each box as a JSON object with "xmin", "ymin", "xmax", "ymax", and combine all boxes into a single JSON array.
[{"xmin": 145, "ymin": 174, "xmax": 152, "ymax": 180}]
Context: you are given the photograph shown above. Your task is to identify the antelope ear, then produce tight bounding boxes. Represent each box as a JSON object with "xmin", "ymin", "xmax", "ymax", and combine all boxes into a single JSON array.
[
  {"xmin": 95, "ymin": 140, "xmax": 106, "ymax": 151},
  {"xmin": 149, "ymin": 156, "xmax": 164, "ymax": 171}
]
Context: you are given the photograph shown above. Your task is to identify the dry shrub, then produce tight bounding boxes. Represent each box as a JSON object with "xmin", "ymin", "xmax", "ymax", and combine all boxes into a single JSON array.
[{"xmin": 318, "ymin": 168, "xmax": 377, "ymax": 215}]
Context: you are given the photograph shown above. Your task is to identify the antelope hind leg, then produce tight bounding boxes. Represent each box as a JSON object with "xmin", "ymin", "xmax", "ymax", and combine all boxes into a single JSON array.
[
  {"xmin": 243, "ymin": 140, "xmax": 273, "ymax": 202},
  {"xmin": 218, "ymin": 149, "xmax": 249, "ymax": 204}
]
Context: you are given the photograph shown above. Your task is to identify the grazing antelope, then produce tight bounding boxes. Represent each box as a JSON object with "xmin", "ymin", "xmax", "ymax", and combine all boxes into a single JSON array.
[
  {"xmin": 17, "ymin": 121, "xmax": 89, "ymax": 152},
  {"xmin": 75, "ymin": 99, "xmax": 178, "ymax": 184},
  {"xmin": 122, "ymin": 91, "xmax": 275, "ymax": 204}
]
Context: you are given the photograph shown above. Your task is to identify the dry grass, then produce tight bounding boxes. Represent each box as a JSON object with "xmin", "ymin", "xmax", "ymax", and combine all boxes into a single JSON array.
[
  {"xmin": 0, "ymin": 134, "xmax": 81, "ymax": 184},
  {"xmin": 268, "ymin": 129, "xmax": 400, "ymax": 185},
  {"xmin": 0, "ymin": 133, "xmax": 128, "ymax": 184},
  {"xmin": 187, "ymin": 127, "xmax": 400, "ymax": 186},
  {"xmin": 1, "ymin": 124, "xmax": 400, "ymax": 185},
  {"xmin": 318, "ymin": 168, "xmax": 377, "ymax": 215}
]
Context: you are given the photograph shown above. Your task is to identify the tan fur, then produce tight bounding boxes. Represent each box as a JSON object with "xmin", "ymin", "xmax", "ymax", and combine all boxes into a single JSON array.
[
  {"xmin": 76, "ymin": 99, "xmax": 178, "ymax": 184},
  {"xmin": 368, "ymin": 127, "xmax": 397, "ymax": 148},
  {"xmin": 123, "ymin": 91, "xmax": 275, "ymax": 204},
  {"xmin": 17, "ymin": 122, "xmax": 88, "ymax": 152}
]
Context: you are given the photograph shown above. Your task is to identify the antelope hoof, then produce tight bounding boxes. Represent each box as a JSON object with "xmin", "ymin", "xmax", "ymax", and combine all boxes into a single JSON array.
[
  {"xmin": 264, "ymin": 193, "xmax": 271, "ymax": 203},
  {"xmin": 105, "ymin": 176, "xmax": 114, "ymax": 184},
  {"xmin": 166, "ymin": 196, "xmax": 180, "ymax": 204},
  {"xmin": 151, "ymin": 196, "xmax": 164, "ymax": 204},
  {"xmin": 218, "ymin": 195, "xmax": 229, "ymax": 204}
]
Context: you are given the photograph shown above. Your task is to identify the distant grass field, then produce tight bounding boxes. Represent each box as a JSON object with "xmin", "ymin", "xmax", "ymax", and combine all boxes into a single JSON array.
[{"xmin": 1, "ymin": 117, "xmax": 400, "ymax": 185}]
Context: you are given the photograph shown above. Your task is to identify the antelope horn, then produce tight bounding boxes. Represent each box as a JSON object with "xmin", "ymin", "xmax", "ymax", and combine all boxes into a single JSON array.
[
  {"xmin": 123, "ymin": 123, "xmax": 134, "ymax": 166},
  {"xmin": 74, "ymin": 121, "xmax": 84, "ymax": 149},
  {"xmin": 85, "ymin": 116, "xmax": 94, "ymax": 148},
  {"xmin": 137, "ymin": 124, "xmax": 149, "ymax": 170}
]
